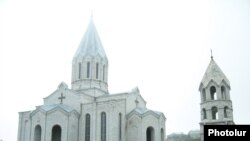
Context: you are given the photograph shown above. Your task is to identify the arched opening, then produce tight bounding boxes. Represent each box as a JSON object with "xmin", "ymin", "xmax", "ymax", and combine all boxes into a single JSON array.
[
  {"xmin": 101, "ymin": 112, "xmax": 106, "ymax": 141},
  {"xmin": 24, "ymin": 120, "xmax": 29, "ymax": 141},
  {"xmin": 221, "ymin": 86, "xmax": 226, "ymax": 99},
  {"xmin": 103, "ymin": 65, "xmax": 105, "ymax": 81},
  {"xmin": 87, "ymin": 62, "xmax": 90, "ymax": 78},
  {"xmin": 78, "ymin": 63, "xmax": 81, "ymax": 79},
  {"xmin": 212, "ymin": 107, "xmax": 218, "ymax": 120},
  {"xmin": 202, "ymin": 108, "xmax": 207, "ymax": 119},
  {"xmin": 119, "ymin": 113, "xmax": 122, "ymax": 141},
  {"xmin": 202, "ymin": 88, "xmax": 206, "ymax": 102},
  {"xmin": 85, "ymin": 114, "xmax": 91, "ymax": 141},
  {"xmin": 224, "ymin": 106, "xmax": 229, "ymax": 118},
  {"xmin": 161, "ymin": 128, "xmax": 164, "ymax": 141},
  {"xmin": 96, "ymin": 63, "xmax": 99, "ymax": 79},
  {"xmin": 34, "ymin": 125, "xmax": 42, "ymax": 141},
  {"xmin": 51, "ymin": 125, "xmax": 61, "ymax": 141},
  {"xmin": 210, "ymin": 86, "xmax": 217, "ymax": 100},
  {"xmin": 146, "ymin": 127, "xmax": 155, "ymax": 141}
]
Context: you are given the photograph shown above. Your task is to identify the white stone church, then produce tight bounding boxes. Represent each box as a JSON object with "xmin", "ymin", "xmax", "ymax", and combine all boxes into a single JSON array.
[{"xmin": 17, "ymin": 19, "xmax": 166, "ymax": 141}]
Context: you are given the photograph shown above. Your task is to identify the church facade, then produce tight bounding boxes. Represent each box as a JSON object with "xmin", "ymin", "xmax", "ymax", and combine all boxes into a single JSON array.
[{"xmin": 17, "ymin": 19, "xmax": 166, "ymax": 141}]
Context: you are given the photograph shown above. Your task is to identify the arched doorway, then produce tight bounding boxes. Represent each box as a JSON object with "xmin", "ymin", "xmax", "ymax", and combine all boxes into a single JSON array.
[
  {"xmin": 146, "ymin": 127, "xmax": 154, "ymax": 141},
  {"xmin": 51, "ymin": 125, "xmax": 61, "ymax": 141},
  {"xmin": 34, "ymin": 125, "xmax": 42, "ymax": 141}
]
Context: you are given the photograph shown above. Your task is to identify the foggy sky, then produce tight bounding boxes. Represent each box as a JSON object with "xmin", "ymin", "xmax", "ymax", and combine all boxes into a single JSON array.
[{"xmin": 0, "ymin": 0, "xmax": 250, "ymax": 141}]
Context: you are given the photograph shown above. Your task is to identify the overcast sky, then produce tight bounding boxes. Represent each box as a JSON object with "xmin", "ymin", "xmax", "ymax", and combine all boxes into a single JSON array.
[{"xmin": 0, "ymin": 0, "xmax": 250, "ymax": 141}]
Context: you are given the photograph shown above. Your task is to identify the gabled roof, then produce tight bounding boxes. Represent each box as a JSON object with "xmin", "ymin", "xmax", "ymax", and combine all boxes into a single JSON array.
[
  {"xmin": 98, "ymin": 87, "xmax": 147, "ymax": 104},
  {"xmin": 127, "ymin": 107, "xmax": 165, "ymax": 119},
  {"xmin": 200, "ymin": 58, "xmax": 230, "ymax": 90},
  {"xmin": 39, "ymin": 104, "xmax": 75, "ymax": 112},
  {"xmin": 43, "ymin": 81, "xmax": 95, "ymax": 101},
  {"xmin": 73, "ymin": 18, "xmax": 107, "ymax": 61},
  {"xmin": 31, "ymin": 104, "xmax": 79, "ymax": 117}
]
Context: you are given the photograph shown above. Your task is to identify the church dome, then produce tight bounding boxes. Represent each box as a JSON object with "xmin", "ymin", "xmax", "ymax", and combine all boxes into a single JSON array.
[{"xmin": 73, "ymin": 19, "xmax": 107, "ymax": 61}]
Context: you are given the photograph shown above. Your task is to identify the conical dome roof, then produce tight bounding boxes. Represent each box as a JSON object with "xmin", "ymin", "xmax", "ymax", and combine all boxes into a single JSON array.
[
  {"xmin": 200, "ymin": 58, "xmax": 230, "ymax": 89},
  {"xmin": 73, "ymin": 19, "xmax": 107, "ymax": 61}
]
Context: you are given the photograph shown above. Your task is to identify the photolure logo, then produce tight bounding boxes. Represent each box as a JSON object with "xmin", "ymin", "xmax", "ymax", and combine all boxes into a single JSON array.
[
  {"xmin": 204, "ymin": 125, "xmax": 250, "ymax": 141},
  {"xmin": 208, "ymin": 129, "xmax": 247, "ymax": 136}
]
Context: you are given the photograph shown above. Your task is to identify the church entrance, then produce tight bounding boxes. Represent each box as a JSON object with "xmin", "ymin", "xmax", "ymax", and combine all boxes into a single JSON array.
[
  {"xmin": 146, "ymin": 127, "xmax": 155, "ymax": 141},
  {"xmin": 51, "ymin": 125, "xmax": 61, "ymax": 141},
  {"xmin": 34, "ymin": 125, "xmax": 42, "ymax": 141}
]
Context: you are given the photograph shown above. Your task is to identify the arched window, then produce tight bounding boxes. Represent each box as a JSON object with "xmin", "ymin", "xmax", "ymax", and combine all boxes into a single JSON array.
[
  {"xmin": 202, "ymin": 108, "xmax": 207, "ymax": 119},
  {"xmin": 34, "ymin": 125, "xmax": 42, "ymax": 141},
  {"xmin": 87, "ymin": 62, "xmax": 90, "ymax": 78},
  {"xmin": 85, "ymin": 114, "xmax": 91, "ymax": 141},
  {"xmin": 161, "ymin": 128, "xmax": 164, "ymax": 141},
  {"xmin": 202, "ymin": 88, "xmax": 206, "ymax": 102},
  {"xmin": 212, "ymin": 107, "xmax": 218, "ymax": 120},
  {"xmin": 103, "ymin": 65, "xmax": 105, "ymax": 81},
  {"xmin": 146, "ymin": 127, "xmax": 155, "ymax": 141},
  {"xmin": 51, "ymin": 125, "xmax": 61, "ymax": 141},
  {"xmin": 101, "ymin": 112, "xmax": 106, "ymax": 141},
  {"xmin": 96, "ymin": 63, "xmax": 99, "ymax": 79},
  {"xmin": 224, "ymin": 106, "xmax": 229, "ymax": 118},
  {"xmin": 78, "ymin": 63, "xmax": 81, "ymax": 79},
  {"xmin": 119, "ymin": 113, "xmax": 122, "ymax": 141},
  {"xmin": 210, "ymin": 86, "xmax": 217, "ymax": 100},
  {"xmin": 221, "ymin": 86, "xmax": 226, "ymax": 100}
]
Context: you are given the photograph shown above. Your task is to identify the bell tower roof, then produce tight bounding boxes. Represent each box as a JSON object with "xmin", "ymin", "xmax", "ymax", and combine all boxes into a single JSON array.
[
  {"xmin": 200, "ymin": 58, "xmax": 230, "ymax": 89},
  {"xmin": 73, "ymin": 18, "xmax": 107, "ymax": 61}
]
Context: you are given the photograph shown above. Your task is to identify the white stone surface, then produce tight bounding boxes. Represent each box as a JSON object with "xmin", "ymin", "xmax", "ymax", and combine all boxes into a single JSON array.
[
  {"xmin": 199, "ymin": 58, "xmax": 234, "ymax": 141},
  {"xmin": 199, "ymin": 58, "xmax": 230, "ymax": 90},
  {"xmin": 17, "ymin": 19, "xmax": 166, "ymax": 141}
]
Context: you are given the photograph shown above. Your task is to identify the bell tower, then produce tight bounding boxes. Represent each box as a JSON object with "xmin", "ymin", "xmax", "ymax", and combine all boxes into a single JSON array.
[
  {"xmin": 199, "ymin": 56, "xmax": 234, "ymax": 141},
  {"xmin": 71, "ymin": 18, "xmax": 108, "ymax": 96}
]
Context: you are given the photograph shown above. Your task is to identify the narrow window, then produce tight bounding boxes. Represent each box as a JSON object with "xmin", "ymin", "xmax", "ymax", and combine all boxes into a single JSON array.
[
  {"xmin": 119, "ymin": 113, "xmax": 122, "ymax": 141},
  {"xmin": 202, "ymin": 108, "xmax": 207, "ymax": 119},
  {"xmin": 224, "ymin": 106, "xmax": 228, "ymax": 118},
  {"xmin": 202, "ymin": 88, "xmax": 206, "ymax": 102},
  {"xmin": 212, "ymin": 106, "xmax": 218, "ymax": 120},
  {"xmin": 221, "ymin": 86, "xmax": 226, "ymax": 99},
  {"xmin": 85, "ymin": 114, "xmax": 91, "ymax": 141},
  {"xmin": 103, "ymin": 65, "xmax": 105, "ymax": 81},
  {"xmin": 101, "ymin": 112, "xmax": 106, "ymax": 141},
  {"xmin": 210, "ymin": 86, "xmax": 217, "ymax": 100},
  {"xmin": 78, "ymin": 63, "xmax": 81, "ymax": 79},
  {"xmin": 96, "ymin": 63, "xmax": 99, "ymax": 79},
  {"xmin": 23, "ymin": 120, "xmax": 29, "ymax": 141},
  {"xmin": 161, "ymin": 128, "xmax": 164, "ymax": 141},
  {"xmin": 87, "ymin": 62, "xmax": 90, "ymax": 78}
]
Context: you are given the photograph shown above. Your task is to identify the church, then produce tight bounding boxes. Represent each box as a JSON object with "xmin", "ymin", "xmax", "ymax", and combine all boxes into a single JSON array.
[
  {"xmin": 17, "ymin": 17, "xmax": 236, "ymax": 141},
  {"xmin": 17, "ymin": 19, "xmax": 166, "ymax": 141}
]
